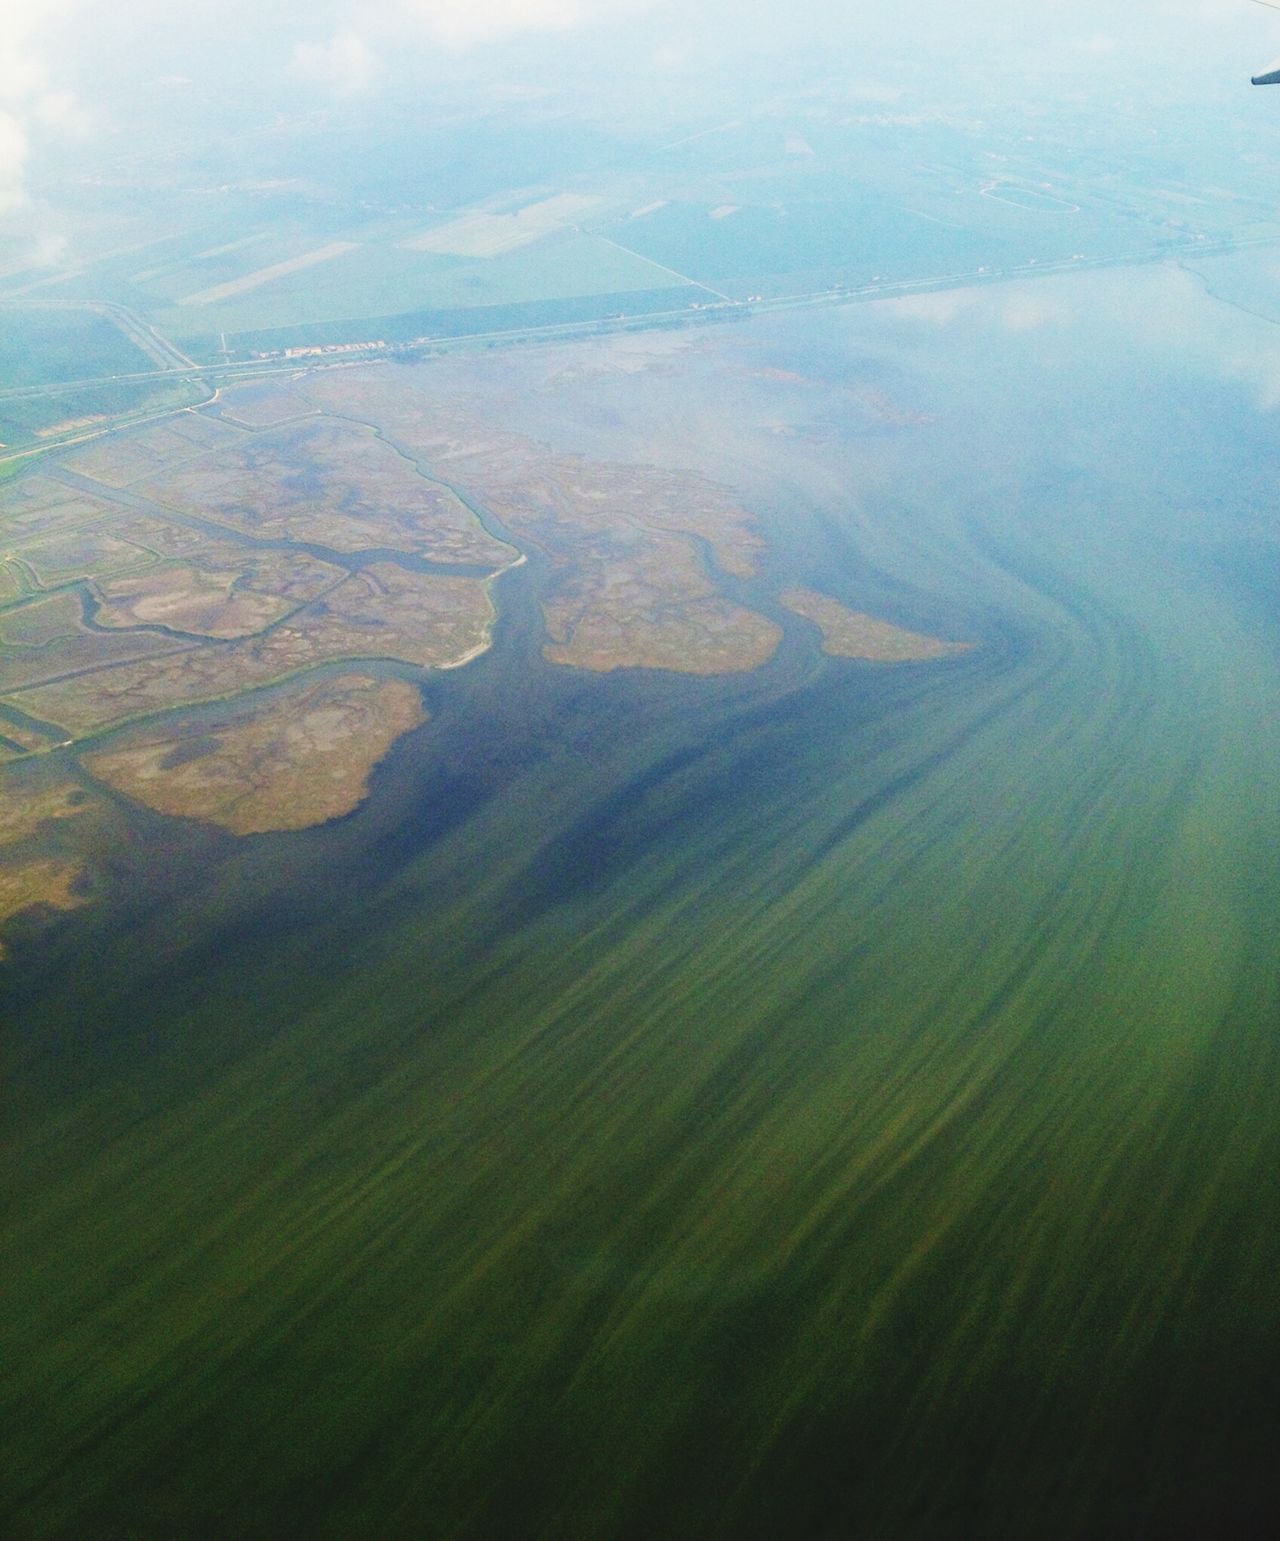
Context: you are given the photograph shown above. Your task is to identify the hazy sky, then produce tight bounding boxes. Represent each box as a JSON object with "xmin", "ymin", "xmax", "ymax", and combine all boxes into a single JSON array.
[{"xmin": 2, "ymin": 0, "xmax": 1275, "ymax": 221}]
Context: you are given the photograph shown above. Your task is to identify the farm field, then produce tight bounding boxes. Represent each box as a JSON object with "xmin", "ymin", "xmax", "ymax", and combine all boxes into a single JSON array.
[
  {"xmin": 206, "ymin": 284, "xmax": 700, "ymax": 361},
  {"xmin": 0, "ymin": 378, "xmax": 209, "ymax": 451},
  {"xmin": 0, "ymin": 306, "xmax": 156, "ymax": 390},
  {"xmin": 159, "ymin": 228, "xmax": 698, "ymax": 353},
  {"xmin": 8, "ymin": 89, "xmax": 1277, "ymax": 379}
]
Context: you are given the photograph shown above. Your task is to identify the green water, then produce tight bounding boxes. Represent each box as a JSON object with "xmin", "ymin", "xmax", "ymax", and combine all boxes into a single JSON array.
[{"xmin": 4, "ymin": 264, "xmax": 1280, "ymax": 1538}]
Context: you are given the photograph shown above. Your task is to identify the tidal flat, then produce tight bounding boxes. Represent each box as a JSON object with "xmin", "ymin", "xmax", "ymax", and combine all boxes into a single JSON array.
[{"xmin": 3, "ymin": 261, "xmax": 1280, "ymax": 1539}]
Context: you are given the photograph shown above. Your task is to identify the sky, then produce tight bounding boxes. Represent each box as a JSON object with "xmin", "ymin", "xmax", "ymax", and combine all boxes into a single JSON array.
[{"xmin": 1, "ymin": 0, "xmax": 1275, "ymax": 225}]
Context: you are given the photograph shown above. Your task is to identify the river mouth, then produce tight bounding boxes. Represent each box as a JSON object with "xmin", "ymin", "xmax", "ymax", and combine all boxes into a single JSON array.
[{"xmin": 5, "ymin": 260, "xmax": 1280, "ymax": 1540}]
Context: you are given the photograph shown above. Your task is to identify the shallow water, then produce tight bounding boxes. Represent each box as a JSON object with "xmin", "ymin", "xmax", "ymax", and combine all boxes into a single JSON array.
[{"xmin": 4, "ymin": 260, "xmax": 1280, "ymax": 1539}]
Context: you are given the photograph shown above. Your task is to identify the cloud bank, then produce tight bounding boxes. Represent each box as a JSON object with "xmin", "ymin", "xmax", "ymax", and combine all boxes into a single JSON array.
[
  {"xmin": 0, "ymin": 0, "xmax": 87, "ymax": 217},
  {"xmin": 291, "ymin": 30, "xmax": 380, "ymax": 95},
  {"xmin": 288, "ymin": 0, "xmax": 660, "ymax": 94},
  {"xmin": 396, "ymin": 0, "xmax": 653, "ymax": 50}
]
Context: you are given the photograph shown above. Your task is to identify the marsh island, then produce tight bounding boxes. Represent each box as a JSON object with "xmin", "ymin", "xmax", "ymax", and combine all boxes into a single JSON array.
[{"xmin": 0, "ymin": 363, "xmax": 966, "ymax": 945}]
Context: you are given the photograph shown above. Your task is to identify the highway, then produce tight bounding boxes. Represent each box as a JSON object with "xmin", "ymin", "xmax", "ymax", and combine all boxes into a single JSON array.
[{"xmin": 3, "ymin": 232, "xmax": 1278, "ymax": 465}]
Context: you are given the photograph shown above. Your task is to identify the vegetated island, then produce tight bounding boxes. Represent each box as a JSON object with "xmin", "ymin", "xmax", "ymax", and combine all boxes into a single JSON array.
[
  {"xmin": 7, "ymin": 563, "xmax": 495, "ymax": 738},
  {"xmin": 299, "ymin": 369, "xmax": 785, "ymax": 676},
  {"xmin": 0, "ymin": 366, "xmax": 972, "ymax": 953},
  {"xmin": 780, "ymin": 587, "xmax": 971, "ymax": 662},
  {"xmin": 0, "ymin": 778, "xmax": 95, "ymax": 956},
  {"xmin": 85, "ymin": 673, "xmax": 425, "ymax": 836}
]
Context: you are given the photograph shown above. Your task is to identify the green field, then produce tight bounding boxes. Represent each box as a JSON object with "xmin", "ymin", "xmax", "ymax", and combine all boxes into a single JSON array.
[
  {"xmin": 158, "ymin": 229, "xmax": 698, "ymax": 353},
  {"xmin": 0, "ymin": 377, "xmax": 208, "ymax": 449},
  {"xmin": 11, "ymin": 210, "xmax": 702, "ymax": 357},
  {"xmin": 4, "ymin": 263, "xmax": 1280, "ymax": 1539},
  {"xmin": 187, "ymin": 285, "xmax": 699, "ymax": 360},
  {"xmin": 12, "ymin": 98, "xmax": 1277, "ymax": 374},
  {"xmin": 0, "ymin": 307, "xmax": 154, "ymax": 390}
]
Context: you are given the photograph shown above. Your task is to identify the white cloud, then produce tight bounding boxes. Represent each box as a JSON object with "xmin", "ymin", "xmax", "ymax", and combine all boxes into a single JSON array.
[
  {"xmin": 1000, "ymin": 294, "xmax": 1062, "ymax": 331},
  {"xmin": 291, "ymin": 30, "xmax": 380, "ymax": 95},
  {"xmin": 652, "ymin": 44, "xmax": 689, "ymax": 72},
  {"xmin": 849, "ymin": 80, "xmax": 905, "ymax": 105},
  {"xmin": 879, "ymin": 289, "xmax": 978, "ymax": 326},
  {"xmin": 289, "ymin": 0, "xmax": 659, "ymax": 95},
  {"xmin": 0, "ymin": 0, "xmax": 89, "ymax": 218},
  {"xmin": 0, "ymin": 109, "xmax": 29, "ymax": 215},
  {"xmin": 1148, "ymin": 265, "xmax": 1280, "ymax": 414},
  {"xmin": 1069, "ymin": 32, "xmax": 1117, "ymax": 55},
  {"xmin": 394, "ymin": 0, "xmax": 654, "ymax": 50},
  {"xmin": 33, "ymin": 88, "xmax": 90, "ymax": 137},
  {"xmin": 0, "ymin": 47, "xmax": 46, "ymax": 104},
  {"xmin": 0, "ymin": 0, "xmax": 72, "ymax": 99},
  {"xmin": 25, "ymin": 228, "xmax": 68, "ymax": 267}
]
